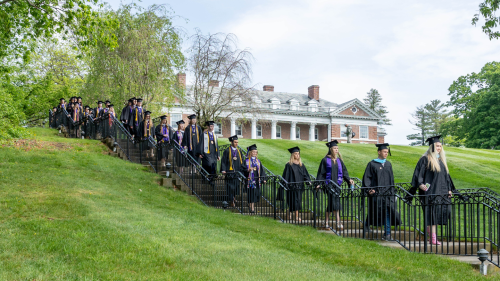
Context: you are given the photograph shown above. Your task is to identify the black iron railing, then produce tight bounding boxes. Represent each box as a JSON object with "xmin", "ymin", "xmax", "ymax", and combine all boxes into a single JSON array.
[{"xmin": 49, "ymin": 108, "xmax": 500, "ymax": 268}]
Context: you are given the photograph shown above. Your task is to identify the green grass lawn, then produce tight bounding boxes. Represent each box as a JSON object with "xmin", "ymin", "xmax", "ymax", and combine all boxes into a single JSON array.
[
  {"xmin": 0, "ymin": 128, "xmax": 490, "ymax": 280},
  {"xmin": 219, "ymin": 139, "xmax": 500, "ymax": 192}
]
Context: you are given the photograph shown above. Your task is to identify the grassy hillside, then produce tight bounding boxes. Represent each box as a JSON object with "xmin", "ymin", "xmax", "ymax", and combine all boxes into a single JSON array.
[
  {"xmin": 0, "ymin": 128, "xmax": 487, "ymax": 280},
  {"xmin": 219, "ymin": 139, "xmax": 500, "ymax": 192}
]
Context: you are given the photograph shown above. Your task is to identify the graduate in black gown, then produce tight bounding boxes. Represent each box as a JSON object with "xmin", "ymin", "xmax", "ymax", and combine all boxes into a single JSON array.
[
  {"xmin": 172, "ymin": 120, "xmax": 186, "ymax": 171},
  {"xmin": 94, "ymin": 101, "xmax": 104, "ymax": 138},
  {"xmin": 362, "ymin": 143, "xmax": 401, "ymax": 240},
  {"xmin": 281, "ymin": 147, "xmax": 311, "ymax": 222},
  {"xmin": 155, "ymin": 115, "xmax": 173, "ymax": 165},
  {"xmin": 138, "ymin": 111, "xmax": 154, "ymax": 158},
  {"xmin": 201, "ymin": 121, "xmax": 220, "ymax": 175},
  {"xmin": 181, "ymin": 114, "xmax": 203, "ymax": 164},
  {"xmin": 120, "ymin": 99, "xmax": 133, "ymax": 130},
  {"xmin": 408, "ymin": 135, "xmax": 456, "ymax": 245},
  {"xmin": 82, "ymin": 106, "xmax": 93, "ymax": 139},
  {"xmin": 56, "ymin": 98, "xmax": 66, "ymax": 130},
  {"xmin": 129, "ymin": 98, "xmax": 144, "ymax": 140},
  {"xmin": 316, "ymin": 140, "xmax": 354, "ymax": 230},
  {"xmin": 243, "ymin": 144, "xmax": 267, "ymax": 213},
  {"xmin": 221, "ymin": 135, "xmax": 245, "ymax": 207},
  {"xmin": 50, "ymin": 107, "xmax": 57, "ymax": 128}
]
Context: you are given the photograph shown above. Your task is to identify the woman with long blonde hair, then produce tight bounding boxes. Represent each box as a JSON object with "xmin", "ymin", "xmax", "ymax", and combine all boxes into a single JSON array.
[
  {"xmin": 316, "ymin": 140, "xmax": 354, "ymax": 230},
  {"xmin": 409, "ymin": 135, "xmax": 455, "ymax": 245},
  {"xmin": 281, "ymin": 147, "xmax": 311, "ymax": 222}
]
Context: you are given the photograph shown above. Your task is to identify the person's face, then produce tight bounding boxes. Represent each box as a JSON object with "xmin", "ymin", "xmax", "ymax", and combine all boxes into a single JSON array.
[
  {"xmin": 133, "ymin": 100, "xmax": 137, "ymax": 105},
  {"xmin": 378, "ymin": 149, "xmax": 388, "ymax": 160},
  {"xmin": 250, "ymin": 150, "xmax": 257, "ymax": 157},
  {"xmin": 98, "ymin": 103, "xmax": 102, "ymax": 108},
  {"xmin": 333, "ymin": 146, "xmax": 339, "ymax": 156},
  {"xmin": 85, "ymin": 108, "xmax": 89, "ymax": 113},
  {"xmin": 191, "ymin": 118, "xmax": 197, "ymax": 125},
  {"xmin": 209, "ymin": 124, "xmax": 214, "ymax": 131},
  {"xmin": 293, "ymin": 152, "xmax": 300, "ymax": 160},
  {"xmin": 232, "ymin": 140, "xmax": 238, "ymax": 147},
  {"xmin": 435, "ymin": 142, "xmax": 442, "ymax": 153},
  {"xmin": 146, "ymin": 115, "xmax": 150, "ymax": 120},
  {"xmin": 179, "ymin": 124, "xmax": 185, "ymax": 130},
  {"xmin": 162, "ymin": 119, "xmax": 167, "ymax": 125},
  {"xmin": 137, "ymin": 102, "xmax": 142, "ymax": 107},
  {"xmin": 78, "ymin": 98, "xmax": 82, "ymax": 103},
  {"xmin": 128, "ymin": 101, "xmax": 132, "ymax": 106}
]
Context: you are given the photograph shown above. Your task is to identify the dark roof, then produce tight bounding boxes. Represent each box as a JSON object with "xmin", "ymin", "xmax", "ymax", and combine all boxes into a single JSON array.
[{"xmin": 253, "ymin": 90, "xmax": 337, "ymax": 108}]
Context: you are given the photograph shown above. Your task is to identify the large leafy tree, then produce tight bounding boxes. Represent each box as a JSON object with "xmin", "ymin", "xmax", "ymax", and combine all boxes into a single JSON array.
[
  {"xmin": 445, "ymin": 61, "xmax": 500, "ymax": 149},
  {"xmin": 82, "ymin": 4, "xmax": 185, "ymax": 114},
  {"xmin": 363, "ymin": 88, "xmax": 392, "ymax": 126},
  {"xmin": 0, "ymin": 0, "xmax": 115, "ymax": 61}
]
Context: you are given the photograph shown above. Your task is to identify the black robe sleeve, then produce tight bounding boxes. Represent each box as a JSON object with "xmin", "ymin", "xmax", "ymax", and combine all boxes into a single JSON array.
[
  {"xmin": 316, "ymin": 158, "xmax": 327, "ymax": 181},
  {"xmin": 340, "ymin": 159, "xmax": 350, "ymax": 182},
  {"xmin": 282, "ymin": 163, "xmax": 292, "ymax": 182},
  {"xmin": 302, "ymin": 164, "xmax": 311, "ymax": 182},
  {"xmin": 220, "ymin": 149, "xmax": 228, "ymax": 172},
  {"xmin": 154, "ymin": 125, "xmax": 163, "ymax": 142},
  {"xmin": 181, "ymin": 127, "xmax": 189, "ymax": 148},
  {"xmin": 409, "ymin": 157, "xmax": 427, "ymax": 196},
  {"xmin": 362, "ymin": 161, "xmax": 374, "ymax": 188}
]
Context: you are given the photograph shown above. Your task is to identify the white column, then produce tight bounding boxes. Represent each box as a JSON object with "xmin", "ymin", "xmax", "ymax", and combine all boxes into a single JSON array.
[
  {"xmin": 290, "ymin": 121, "xmax": 297, "ymax": 140},
  {"xmin": 271, "ymin": 120, "xmax": 277, "ymax": 140},
  {"xmin": 230, "ymin": 117, "xmax": 236, "ymax": 136},
  {"xmin": 309, "ymin": 122, "xmax": 316, "ymax": 141},
  {"xmin": 327, "ymin": 123, "xmax": 332, "ymax": 142},
  {"xmin": 251, "ymin": 118, "xmax": 257, "ymax": 139}
]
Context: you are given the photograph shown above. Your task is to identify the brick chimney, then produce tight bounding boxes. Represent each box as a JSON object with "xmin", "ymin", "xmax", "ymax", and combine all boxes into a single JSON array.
[
  {"xmin": 308, "ymin": 85, "xmax": 319, "ymax": 101},
  {"xmin": 176, "ymin": 73, "xmax": 186, "ymax": 88},
  {"xmin": 263, "ymin": 85, "xmax": 274, "ymax": 92},
  {"xmin": 209, "ymin": 80, "xmax": 219, "ymax": 87}
]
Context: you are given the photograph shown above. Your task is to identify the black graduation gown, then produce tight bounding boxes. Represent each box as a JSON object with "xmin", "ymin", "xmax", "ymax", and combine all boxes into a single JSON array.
[
  {"xmin": 181, "ymin": 125, "xmax": 203, "ymax": 164},
  {"xmin": 362, "ymin": 160, "xmax": 401, "ymax": 227},
  {"xmin": 56, "ymin": 105, "xmax": 65, "ymax": 128},
  {"xmin": 94, "ymin": 107, "xmax": 104, "ymax": 134},
  {"xmin": 120, "ymin": 105, "xmax": 130, "ymax": 125},
  {"xmin": 316, "ymin": 157, "xmax": 351, "ymax": 211},
  {"xmin": 408, "ymin": 156, "xmax": 454, "ymax": 226},
  {"xmin": 201, "ymin": 132, "xmax": 219, "ymax": 174},
  {"xmin": 220, "ymin": 147, "xmax": 245, "ymax": 201},
  {"xmin": 138, "ymin": 120, "xmax": 154, "ymax": 150},
  {"xmin": 129, "ymin": 107, "xmax": 144, "ymax": 137},
  {"xmin": 155, "ymin": 124, "xmax": 173, "ymax": 160},
  {"xmin": 281, "ymin": 163, "xmax": 311, "ymax": 212},
  {"xmin": 243, "ymin": 158, "xmax": 267, "ymax": 203},
  {"xmin": 172, "ymin": 130, "xmax": 187, "ymax": 167}
]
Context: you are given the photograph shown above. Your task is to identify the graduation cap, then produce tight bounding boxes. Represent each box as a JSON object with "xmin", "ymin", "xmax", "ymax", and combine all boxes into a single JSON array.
[
  {"xmin": 105, "ymin": 100, "xmax": 111, "ymax": 104},
  {"xmin": 60, "ymin": 98, "xmax": 65, "ymax": 101},
  {"xmin": 109, "ymin": 104, "xmax": 114, "ymax": 107},
  {"xmin": 228, "ymin": 135, "xmax": 238, "ymax": 142},
  {"xmin": 85, "ymin": 105, "xmax": 90, "ymax": 109},
  {"xmin": 247, "ymin": 144, "xmax": 258, "ymax": 153},
  {"xmin": 52, "ymin": 106, "xmax": 57, "ymax": 109},
  {"xmin": 326, "ymin": 140, "xmax": 339, "ymax": 148},
  {"xmin": 375, "ymin": 143, "xmax": 391, "ymax": 156},
  {"xmin": 288, "ymin": 146, "xmax": 300, "ymax": 154},
  {"xmin": 144, "ymin": 111, "xmax": 152, "ymax": 116},
  {"xmin": 97, "ymin": 101, "xmax": 103, "ymax": 104},
  {"xmin": 132, "ymin": 97, "xmax": 137, "ymax": 100},
  {"xmin": 426, "ymin": 135, "xmax": 442, "ymax": 152},
  {"xmin": 160, "ymin": 115, "xmax": 168, "ymax": 120},
  {"xmin": 78, "ymin": 97, "xmax": 82, "ymax": 99},
  {"xmin": 136, "ymin": 98, "xmax": 143, "ymax": 102},
  {"xmin": 187, "ymin": 114, "xmax": 196, "ymax": 120},
  {"xmin": 176, "ymin": 120, "xmax": 185, "ymax": 125},
  {"xmin": 205, "ymin": 120, "xmax": 215, "ymax": 126}
]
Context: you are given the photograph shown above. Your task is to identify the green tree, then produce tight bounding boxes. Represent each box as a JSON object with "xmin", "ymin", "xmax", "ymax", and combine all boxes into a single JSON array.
[
  {"xmin": 407, "ymin": 100, "xmax": 449, "ymax": 146},
  {"xmin": 472, "ymin": 0, "xmax": 500, "ymax": 40},
  {"xmin": 445, "ymin": 61, "xmax": 500, "ymax": 149},
  {"xmin": 82, "ymin": 4, "xmax": 185, "ymax": 115},
  {"xmin": 407, "ymin": 105, "xmax": 429, "ymax": 146},
  {"xmin": 363, "ymin": 88, "xmax": 392, "ymax": 126},
  {"xmin": 0, "ymin": 0, "xmax": 116, "ymax": 61}
]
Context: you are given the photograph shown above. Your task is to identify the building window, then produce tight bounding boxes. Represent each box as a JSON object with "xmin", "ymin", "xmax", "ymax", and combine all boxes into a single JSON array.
[
  {"xmin": 256, "ymin": 124, "xmax": 262, "ymax": 137},
  {"xmin": 235, "ymin": 124, "xmax": 242, "ymax": 136},
  {"xmin": 170, "ymin": 114, "xmax": 182, "ymax": 130},
  {"xmin": 360, "ymin": 125, "xmax": 368, "ymax": 139},
  {"xmin": 341, "ymin": 126, "xmax": 347, "ymax": 138},
  {"xmin": 296, "ymin": 126, "xmax": 300, "ymax": 139},
  {"xmin": 214, "ymin": 122, "xmax": 222, "ymax": 134},
  {"xmin": 315, "ymin": 128, "xmax": 319, "ymax": 140},
  {"xmin": 276, "ymin": 125, "xmax": 281, "ymax": 138}
]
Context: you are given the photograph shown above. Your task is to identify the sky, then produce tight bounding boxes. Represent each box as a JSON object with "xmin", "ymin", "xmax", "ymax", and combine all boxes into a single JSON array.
[{"xmin": 106, "ymin": 0, "xmax": 499, "ymax": 144}]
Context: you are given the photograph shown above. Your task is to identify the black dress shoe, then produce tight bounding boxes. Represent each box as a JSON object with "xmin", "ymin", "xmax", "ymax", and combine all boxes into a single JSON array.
[{"xmin": 364, "ymin": 225, "xmax": 373, "ymax": 233}]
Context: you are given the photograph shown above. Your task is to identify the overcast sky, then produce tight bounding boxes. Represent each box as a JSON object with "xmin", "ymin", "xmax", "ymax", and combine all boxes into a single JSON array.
[{"xmin": 107, "ymin": 0, "xmax": 498, "ymax": 144}]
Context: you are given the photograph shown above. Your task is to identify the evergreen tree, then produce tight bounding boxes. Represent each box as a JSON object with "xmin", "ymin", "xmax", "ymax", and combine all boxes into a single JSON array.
[
  {"xmin": 407, "ymin": 105, "xmax": 430, "ymax": 146},
  {"xmin": 363, "ymin": 88, "xmax": 392, "ymax": 125},
  {"xmin": 407, "ymin": 100, "xmax": 449, "ymax": 146}
]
